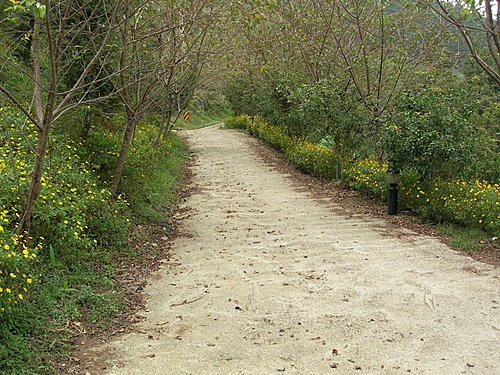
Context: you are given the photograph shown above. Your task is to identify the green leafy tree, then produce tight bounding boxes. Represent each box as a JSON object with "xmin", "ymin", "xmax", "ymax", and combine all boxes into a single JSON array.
[{"xmin": 382, "ymin": 86, "xmax": 483, "ymax": 180}]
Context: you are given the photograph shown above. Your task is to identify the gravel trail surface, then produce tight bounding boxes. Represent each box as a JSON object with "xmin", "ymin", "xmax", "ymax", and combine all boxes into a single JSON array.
[{"xmin": 97, "ymin": 125, "xmax": 499, "ymax": 375}]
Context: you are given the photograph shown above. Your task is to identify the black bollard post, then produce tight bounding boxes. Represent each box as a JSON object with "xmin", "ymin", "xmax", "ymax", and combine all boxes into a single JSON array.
[
  {"xmin": 388, "ymin": 182, "xmax": 398, "ymax": 215},
  {"xmin": 387, "ymin": 166, "xmax": 400, "ymax": 216}
]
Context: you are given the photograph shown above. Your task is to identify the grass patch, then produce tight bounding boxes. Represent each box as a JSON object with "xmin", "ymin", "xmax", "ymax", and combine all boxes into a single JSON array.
[
  {"xmin": 436, "ymin": 223, "xmax": 491, "ymax": 251},
  {"xmin": 119, "ymin": 128, "xmax": 187, "ymax": 223},
  {"xmin": 0, "ymin": 252, "xmax": 123, "ymax": 374}
]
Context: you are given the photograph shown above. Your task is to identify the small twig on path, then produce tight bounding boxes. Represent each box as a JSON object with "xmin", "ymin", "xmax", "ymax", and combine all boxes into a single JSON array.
[{"xmin": 169, "ymin": 295, "xmax": 204, "ymax": 307}]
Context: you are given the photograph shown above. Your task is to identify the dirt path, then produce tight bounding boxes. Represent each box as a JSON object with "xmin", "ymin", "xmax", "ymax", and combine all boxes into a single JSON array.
[{"xmin": 95, "ymin": 125, "xmax": 499, "ymax": 374}]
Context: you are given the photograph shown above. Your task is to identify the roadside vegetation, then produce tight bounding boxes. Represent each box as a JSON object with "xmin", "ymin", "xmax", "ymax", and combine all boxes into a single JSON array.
[
  {"xmin": 0, "ymin": 105, "xmax": 187, "ymax": 374},
  {"xmin": 225, "ymin": 115, "xmax": 499, "ymax": 238},
  {"xmin": 222, "ymin": 0, "xmax": 499, "ymax": 250},
  {"xmin": 0, "ymin": 0, "xmax": 228, "ymax": 373},
  {"xmin": 175, "ymin": 99, "xmax": 230, "ymax": 130}
]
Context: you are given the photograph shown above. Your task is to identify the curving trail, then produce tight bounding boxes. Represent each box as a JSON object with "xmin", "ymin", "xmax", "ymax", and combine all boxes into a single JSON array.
[{"xmin": 96, "ymin": 125, "xmax": 499, "ymax": 375}]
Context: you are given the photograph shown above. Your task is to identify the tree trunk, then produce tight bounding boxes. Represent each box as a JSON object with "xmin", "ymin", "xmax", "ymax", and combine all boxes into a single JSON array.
[
  {"xmin": 18, "ymin": 124, "xmax": 50, "ymax": 235},
  {"xmin": 162, "ymin": 111, "xmax": 174, "ymax": 139},
  {"xmin": 152, "ymin": 110, "xmax": 171, "ymax": 148},
  {"xmin": 110, "ymin": 115, "xmax": 139, "ymax": 195},
  {"xmin": 17, "ymin": 16, "xmax": 48, "ymax": 236},
  {"xmin": 335, "ymin": 160, "xmax": 342, "ymax": 180},
  {"xmin": 373, "ymin": 115, "xmax": 384, "ymax": 162}
]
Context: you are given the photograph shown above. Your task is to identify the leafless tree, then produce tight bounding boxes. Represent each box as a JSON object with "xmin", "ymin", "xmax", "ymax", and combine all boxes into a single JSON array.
[
  {"xmin": 109, "ymin": 0, "xmax": 217, "ymax": 195},
  {"xmin": 426, "ymin": 0, "xmax": 499, "ymax": 86}
]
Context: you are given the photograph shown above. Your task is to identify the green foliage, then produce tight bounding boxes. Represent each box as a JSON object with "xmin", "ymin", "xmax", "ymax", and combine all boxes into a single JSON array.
[
  {"xmin": 224, "ymin": 79, "xmax": 263, "ymax": 117},
  {"xmin": 0, "ymin": 107, "xmax": 187, "ymax": 373},
  {"xmin": 471, "ymin": 101, "xmax": 500, "ymax": 181},
  {"xmin": 283, "ymin": 79, "xmax": 371, "ymax": 159},
  {"xmin": 175, "ymin": 104, "xmax": 230, "ymax": 130},
  {"xmin": 81, "ymin": 119, "xmax": 187, "ymax": 223},
  {"xmin": 224, "ymin": 76, "xmax": 373, "ymax": 159},
  {"xmin": 381, "ymin": 87, "xmax": 486, "ymax": 180},
  {"xmin": 225, "ymin": 69, "xmax": 498, "ymax": 183},
  {"xmin": 3, "ymin": 1, "xmax": 46, "ymax": 19},
  {"xmin": 119, "ymin": 125, "xmax": 187, "ymax": 223},
  {"xmin": 224, "ymin": 114, "xmax": 250, "ymax": 129}
]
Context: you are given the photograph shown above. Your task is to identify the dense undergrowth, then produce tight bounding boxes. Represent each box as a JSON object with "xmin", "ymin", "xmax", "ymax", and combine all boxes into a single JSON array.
[
  {"xmin": 0, "ymin": 107, "xmax": 187, "ymax": 374},
  {"xmin": 225, "ymin": 115, "xmax": 500, "ymax": 236}
]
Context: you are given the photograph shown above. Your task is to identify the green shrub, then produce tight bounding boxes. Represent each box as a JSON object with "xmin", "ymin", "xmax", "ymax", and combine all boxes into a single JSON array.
[
  {"xmin": 381, "ymin": 87, "xmax": 484, "ymax": 180},
  {"xmin": 285, "ymin": 140, "xmax": 339, "ymax": 179},
  {"xmin": 223, "ymin": 115, "xmax": 250, "ymax": 129},
  {"xmin": 224, "ymin": 76, "xmax": 373, "ymax": 159},
  {"xmin": 343, "ymin": 159, "xmax": 389, "ymax": 198},
  {"xmin": 247, "ymin": 116, "xmax": 295, "ymax": 152},
  {"xmin": 118, "ymin": 124, "xmax": 187, "ymax": 223},
  {"xmin": 416, "ymin": 179, "xmax": 499, "ymax": 234}
]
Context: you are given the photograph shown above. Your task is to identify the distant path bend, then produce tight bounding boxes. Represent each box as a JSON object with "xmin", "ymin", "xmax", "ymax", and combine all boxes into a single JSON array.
[{"xmin": 97, "ymin": 125, "xmax": 499, "ymax": 375}]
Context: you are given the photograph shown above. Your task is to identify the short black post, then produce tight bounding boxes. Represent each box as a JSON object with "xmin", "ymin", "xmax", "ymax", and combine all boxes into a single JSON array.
[
  {"xmin": 388, "ymin": 182, "xmax": 398, "ymax": 215},
  {"xmin": 387, "ymin": 166, "xmax": 400, "ymax": 216}
]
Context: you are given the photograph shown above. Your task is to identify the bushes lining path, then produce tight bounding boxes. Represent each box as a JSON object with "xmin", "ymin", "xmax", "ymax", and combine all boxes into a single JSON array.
[{"xmin": 225, "ymin": 115, "xmax": 499, "ymax": 236}]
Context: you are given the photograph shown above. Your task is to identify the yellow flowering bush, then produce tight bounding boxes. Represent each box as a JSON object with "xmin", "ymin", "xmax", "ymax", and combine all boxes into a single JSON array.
[
  {"xmin": 224, "ymin": 115, "xmax": 250, "ymax": 129},
  {"xmin": 33, "ymin": 134, "xmax": 129, "ymax": 255},
  {"xmin": 246, "ymin": 116, "xmax": 295, "ymax": 152},
  {"xmin": 343, "ymin": 159, "xmax": 500, "ymax": 234},
  {"xmin": 0, "ymin": 210, "xmax": 39, "ymax": 313},
  {"xmin": 0, "ymin": 107, "xmax": 130, "ymax": 314},
  {"xmin": 343, "ymin": 159, "xmax": 389, "ymax": 197},
  {"xmin": 410, "ymin": 179, "xmax": 500, "ymax": 234},
  {"xmin": 0, "ymin": 107, "xmax": 129, "ymax": 256},
  {"xmin": 286, "ymin": 140, "xmax": 339, "ymax": 179}
]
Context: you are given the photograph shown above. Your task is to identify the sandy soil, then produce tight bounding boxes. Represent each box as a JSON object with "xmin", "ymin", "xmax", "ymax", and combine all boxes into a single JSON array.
[{"xmin": 93, "ymin": 125, "xmax": 499, "ymax": 375}]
